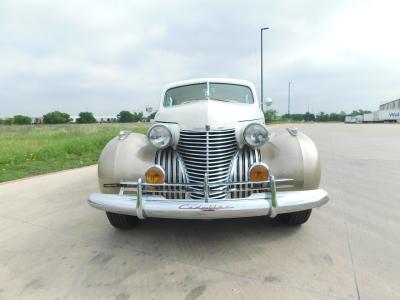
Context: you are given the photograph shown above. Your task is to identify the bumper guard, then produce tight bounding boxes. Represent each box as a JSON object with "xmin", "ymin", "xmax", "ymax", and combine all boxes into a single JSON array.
[{"xmin": 88, "ymin": 177, "xmax": 329, "ymax": 219}]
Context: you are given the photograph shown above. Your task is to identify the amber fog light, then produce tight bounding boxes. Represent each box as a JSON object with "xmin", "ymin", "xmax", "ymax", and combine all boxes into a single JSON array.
[
  {"xmin": 145, "ymin": 165, "xmax": 165, "ymax": 184},
  {"xmin": 248, "ymin": 163, "xmax": 270, "ymax": 182}
]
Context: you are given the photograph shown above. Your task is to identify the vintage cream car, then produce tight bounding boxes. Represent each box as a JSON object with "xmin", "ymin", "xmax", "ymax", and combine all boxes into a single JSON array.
[{"xmin": 88, "ymin": 78, "xmax": 329, "ymax": 229}]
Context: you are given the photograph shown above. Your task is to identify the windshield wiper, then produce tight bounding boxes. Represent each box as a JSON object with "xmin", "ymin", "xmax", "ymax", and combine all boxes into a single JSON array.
[
  {"xmin": 181, "ymin": 100, "xmax": 199, "ymax": 105},
  {"xmin": 209, "ymin": 98, "xmax": 236, "ymax": 103},
  {"xmin": 180, "ymin": 98, "xmax": 237, "ymax": 105}
]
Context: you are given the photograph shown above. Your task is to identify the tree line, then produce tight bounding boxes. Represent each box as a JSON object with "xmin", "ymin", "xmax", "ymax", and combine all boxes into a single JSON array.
[
  {"xmin": 264, "ymin": 109, "xmax": 372, "ymax": 123},
  {"xmin": 1, "ymin": 109, "xmax": 371, "ymax": 125},
  {"xmin": 0, "ymin": 110, "xmax": 157, "ymax": 125}
]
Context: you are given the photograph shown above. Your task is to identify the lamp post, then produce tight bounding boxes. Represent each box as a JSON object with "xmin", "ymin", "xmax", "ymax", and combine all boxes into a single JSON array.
[
  {"xmin": 260, "ymin": 27, "xmax": 269, "ymax": 111},
  {"xmin": 288, "ymin": 81, "xmax": 292, "ymax": 115}
]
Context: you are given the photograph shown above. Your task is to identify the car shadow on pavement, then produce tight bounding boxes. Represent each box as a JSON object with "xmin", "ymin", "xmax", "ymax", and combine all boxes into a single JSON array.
[
  {"xmin": 100, "ymin": 217, "xmax": 303, "ymax": 263},
  {"xmin": 137, "ymin": 216, "xmax": 301, "ymax": 239}
]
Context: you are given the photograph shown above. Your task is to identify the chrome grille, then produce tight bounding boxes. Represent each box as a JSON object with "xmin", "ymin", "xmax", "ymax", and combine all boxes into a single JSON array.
[
  {"xmin": 230, "ymin": 146, "xmax": 262, "ymax": 198},
  {"xmin": 178, "ymin": 129, "xmax": 237, "ymax": 199},
  {"xmin": 154, "ymin": 148, "xmax": 186, "ymax": 199}
]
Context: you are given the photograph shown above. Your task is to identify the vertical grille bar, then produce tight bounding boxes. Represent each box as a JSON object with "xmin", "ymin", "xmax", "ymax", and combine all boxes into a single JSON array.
[
  {"xmin": 230, "ymin": 146, "xmax": 262, "ymax": 198},
  {"xmin": 154, "ymin": 148, "xmax": 186, "ymax": 199}
]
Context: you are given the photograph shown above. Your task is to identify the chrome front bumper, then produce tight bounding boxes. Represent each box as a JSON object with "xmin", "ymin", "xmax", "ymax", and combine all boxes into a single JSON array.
[{"xmin": 88, "ymin": 177, "xmax": 329, "ymax": 219}]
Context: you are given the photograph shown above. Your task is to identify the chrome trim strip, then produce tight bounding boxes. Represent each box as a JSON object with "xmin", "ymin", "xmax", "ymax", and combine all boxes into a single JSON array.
[
  {"xmin": 227, "ymin": 151, "xmax": 240, "ymax": 181},
  {"xmin": 175, "ymin": 151, "xmax": 189, "ymax": 184},
  {"xmin": 115, "ymin": 178, "xmax": 293, "ymax": 187},
  {"xmin": 269, "ymin": 175, "xmax": 277, "ymax": 218},
  {"xmin": 204, "ymin": 173, "xmax": 209, "ymax": 202},
  {"xmin": 136, "ymin": 178, "xmax": 144, "ymax": 219}
]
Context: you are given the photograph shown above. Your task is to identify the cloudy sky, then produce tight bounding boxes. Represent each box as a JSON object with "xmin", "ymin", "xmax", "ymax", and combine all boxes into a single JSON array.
[{"xmin": 1, "ymin": 0, "xmax": 399, "ymax": 117}]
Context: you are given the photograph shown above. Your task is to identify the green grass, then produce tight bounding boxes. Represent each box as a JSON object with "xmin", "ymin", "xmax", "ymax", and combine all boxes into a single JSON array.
[{"xmin": 0, "ymin": 123, "xmax": 149, "ymax": 182}]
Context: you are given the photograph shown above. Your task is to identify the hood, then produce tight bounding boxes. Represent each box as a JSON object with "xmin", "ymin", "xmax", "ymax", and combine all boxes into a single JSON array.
[{"xmin": 155, "ymin": 100, "xmax": 264, "ymax": 130}]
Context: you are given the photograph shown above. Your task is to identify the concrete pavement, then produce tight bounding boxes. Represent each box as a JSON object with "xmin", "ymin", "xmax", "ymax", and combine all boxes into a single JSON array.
[{"xmin": 0, "ymin": 123, "xmax": 399, "ymax": 299}]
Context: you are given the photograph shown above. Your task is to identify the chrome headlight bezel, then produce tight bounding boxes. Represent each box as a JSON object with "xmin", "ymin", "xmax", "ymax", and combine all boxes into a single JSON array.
[
  {"xmin": 243, "ymin": 123, "xmax": 269, "ymax": 148},
  {"xmin": 147, "ymin": 124, "xmax": 173, "ymax": 149}
]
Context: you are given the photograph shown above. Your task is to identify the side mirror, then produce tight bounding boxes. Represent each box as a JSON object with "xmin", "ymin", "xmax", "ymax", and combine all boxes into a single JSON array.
[{"xmin": 262, "ymin": 98, "xmax": 273, "ymax": 112}]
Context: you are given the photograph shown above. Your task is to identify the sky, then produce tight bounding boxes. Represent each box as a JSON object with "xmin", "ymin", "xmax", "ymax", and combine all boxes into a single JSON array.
[{"xmin": 1, "ymin": 0, "xmax": 399, "ymax": 118}]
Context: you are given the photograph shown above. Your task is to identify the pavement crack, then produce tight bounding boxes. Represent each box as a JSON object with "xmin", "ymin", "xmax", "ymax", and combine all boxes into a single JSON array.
[
  {"xmin": 344, "ymin": 219, "xmax": 361, "ymax": 300},
  {"xmin": 333, "ymin": 147, "xmax": 362, "ymax": 300}
]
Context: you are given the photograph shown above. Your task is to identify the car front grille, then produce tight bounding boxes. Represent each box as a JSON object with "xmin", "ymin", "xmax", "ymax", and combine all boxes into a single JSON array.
[
  {"xmin": 230, "ymin": 146, "xmax": 262, "ymax": 199},
  {"xmin": 154, "ymin": 148, "xmax": 186, "ymax": 199},
  {"xmin": 177, "ymin": 129, "xmax": 237, "ymax": 199}
]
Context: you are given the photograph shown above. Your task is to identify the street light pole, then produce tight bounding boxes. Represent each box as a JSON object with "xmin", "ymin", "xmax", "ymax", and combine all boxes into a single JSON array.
[
  {"xmin": 260, "ymin": 27, "xmax": 269, "ymax": 111},
  {"xmin": 288, "ymin": 81, "xmax": 292, "ymax": 115}
]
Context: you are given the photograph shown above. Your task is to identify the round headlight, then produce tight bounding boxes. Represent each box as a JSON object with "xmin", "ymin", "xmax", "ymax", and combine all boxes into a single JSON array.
[
  {"xmin": 243, "ymin": 123, "xmax": 269, "ymax": 148},
  {"xmin": 147, "ymin": 124, "xmax": 172, "ymax": 149}
]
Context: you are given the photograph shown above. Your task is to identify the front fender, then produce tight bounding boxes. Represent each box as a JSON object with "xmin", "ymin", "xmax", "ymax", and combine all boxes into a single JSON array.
[
  {"xmin": 260, "ymin": 127, "xmax": 321, "ymax": 190},
  {"xmin": 98, "ymin": 133, "xmax": 156, "ymax": 194}
]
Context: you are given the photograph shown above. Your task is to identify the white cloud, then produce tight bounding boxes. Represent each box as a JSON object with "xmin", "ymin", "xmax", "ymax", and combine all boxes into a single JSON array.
[{"xmin": 0, "ymin": 0, "xmax": 399, "ymax": 117}]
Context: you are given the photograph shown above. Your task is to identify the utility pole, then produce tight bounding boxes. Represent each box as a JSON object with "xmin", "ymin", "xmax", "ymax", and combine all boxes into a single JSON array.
[
  {"xmin": 260, "ymin": 27, "xmax": 269, "ymax": 111},
  {"xmin": 288, "ymin": 81, "xmax": 292, "ymax": 115}
]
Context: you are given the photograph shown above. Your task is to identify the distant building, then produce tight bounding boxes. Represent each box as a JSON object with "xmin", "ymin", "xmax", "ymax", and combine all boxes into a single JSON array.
[
  {"xmin": 94, "ymin": 116, "xmax": 117, "ymax": 123},
  {"xmin": 379, "ymin": 98, "xmax": 400, "ymax": 110},
  {"xmin": 70, "ymin": 115, "xmax": 117, "ymax": 123},
  {"xmin": 345, "ymin": 98, "xmax": 400, "ymax": 123},
  {"xmin": 32, "ymin": 117, "xmax": 44, "ymax": 124}
]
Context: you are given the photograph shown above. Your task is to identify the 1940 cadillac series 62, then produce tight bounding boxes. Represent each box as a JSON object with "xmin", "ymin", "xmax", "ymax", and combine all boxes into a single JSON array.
[{"xmin": 88, "ymin": 78, "xmax": 329, "ymax": 229}]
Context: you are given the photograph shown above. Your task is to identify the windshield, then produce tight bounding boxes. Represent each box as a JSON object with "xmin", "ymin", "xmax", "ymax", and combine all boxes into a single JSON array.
[{"xmin": 164, "ymin": 83, "xmax": 254, "ymax": 106}]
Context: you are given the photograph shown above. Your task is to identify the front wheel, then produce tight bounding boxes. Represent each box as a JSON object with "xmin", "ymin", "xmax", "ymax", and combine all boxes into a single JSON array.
[
  {"xmin": 106, "ymin": 212, "xmax": 140, "ymax": 229},
  {"xmin": 278, "ymin": 209, "xmax": 312, "ymax": 226}
]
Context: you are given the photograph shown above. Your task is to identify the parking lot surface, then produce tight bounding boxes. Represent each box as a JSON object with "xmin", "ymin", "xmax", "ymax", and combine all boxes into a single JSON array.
[{"xmin": 0, "ymin": 123, "xmax": 399, "ymax": 299}]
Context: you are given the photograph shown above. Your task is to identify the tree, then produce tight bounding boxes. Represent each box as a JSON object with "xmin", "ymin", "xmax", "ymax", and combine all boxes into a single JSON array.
[
  {"xmin": 132, "ymin": 112, "xmax": 143, "ymax": 122},
  {"xmin": 350, "ymin": 109, "xmax": 371, "ymax": 116},
  {"xmin": 4, "ymin": 118, "xmax": 13, "ymax": 125},
  {"xmin": 117, "ymin": 111, "xmax": 134, "ymax": 123},
  {"xmin": 264, "ymin": 109, "xmax": 277, "ymax": 123},
  {"xmin": 43, "ymin": 111, "xmax": 71, "ymax": 124},
  {"xmin": 316, "ymin": 112, "xmax": 329, "ymax": 122},
  {"xmin": 304, "ymin": 112, "xmax": 315, "ymax": 121},
  {"xmin": 13, "ymin": 115, "xmax": 32, "ymax": 125},
  {"xmin": 76, "ymin": 112, "xmax": 96, "ymax": 123},
  {"xmin": 327, "ymin": 113, "xmax": 345, "ymax": 122},
  {"xmin": 289, "ymin": 114, "xmax": 306, "ymax": 121}
]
